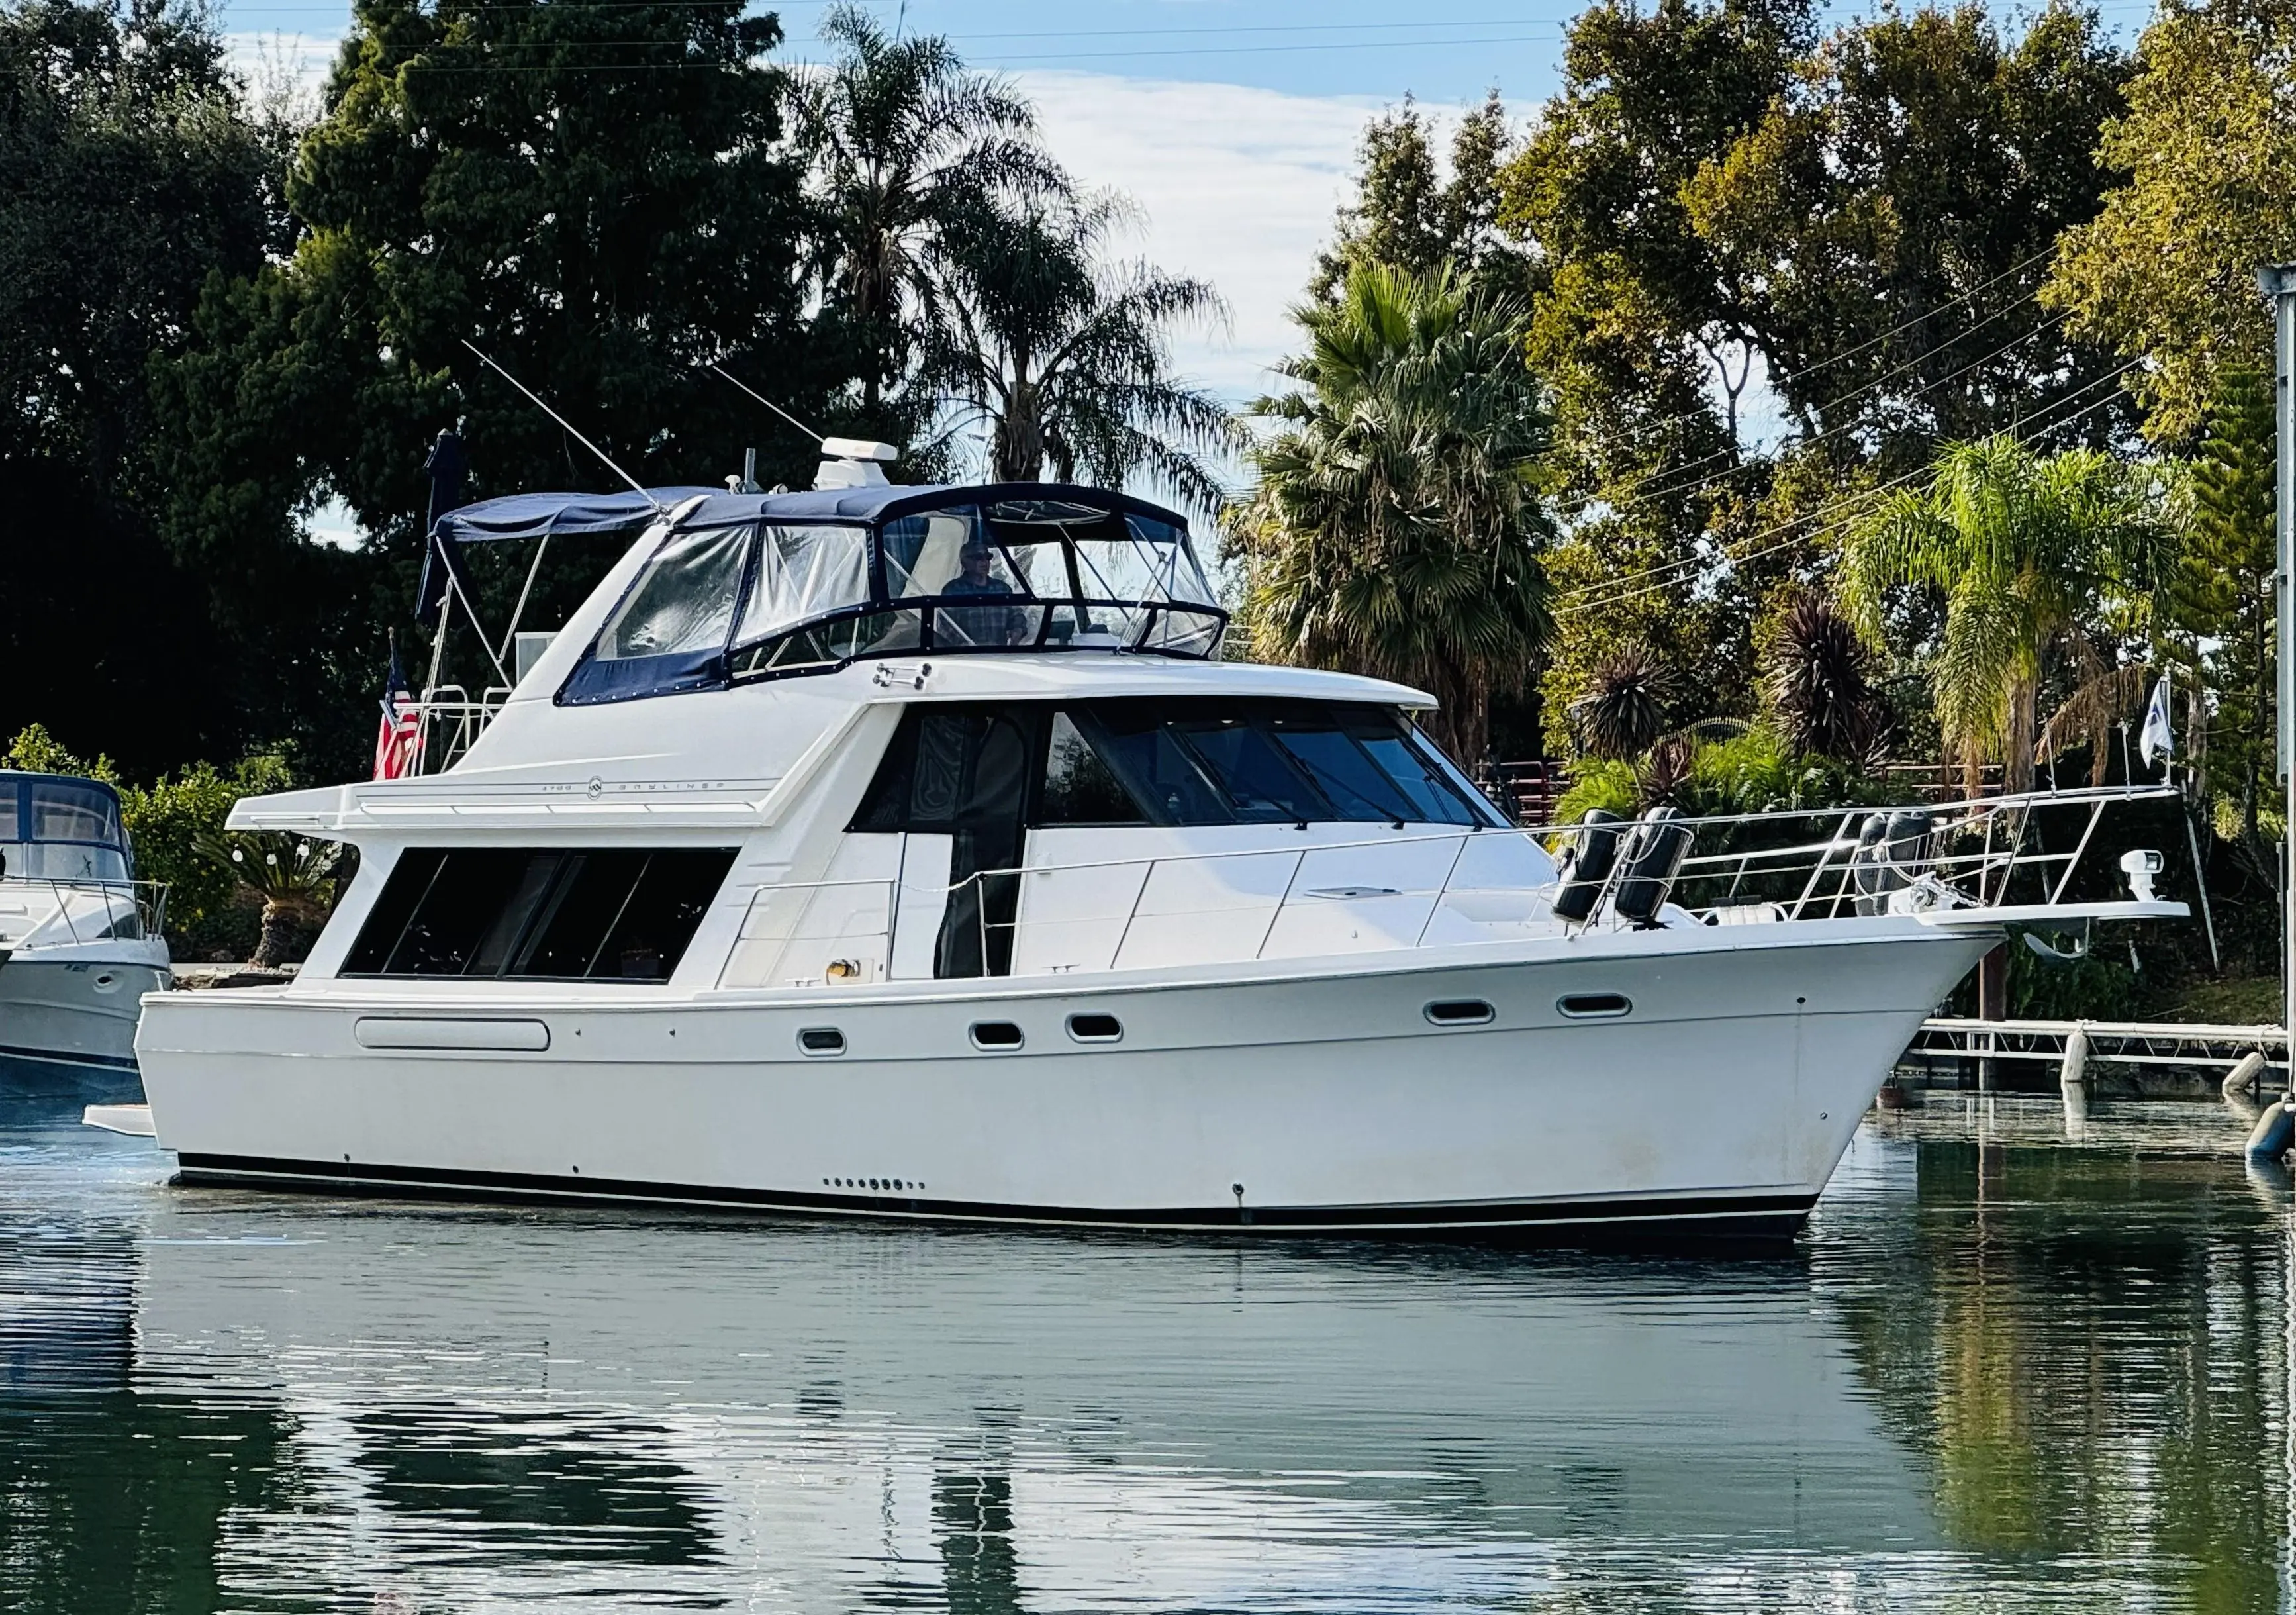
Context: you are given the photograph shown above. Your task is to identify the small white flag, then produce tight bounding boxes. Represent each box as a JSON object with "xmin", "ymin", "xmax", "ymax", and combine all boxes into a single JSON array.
[{"xmin": 2138, "ymin": 673, "xmax": 2174, "ymax": 767}]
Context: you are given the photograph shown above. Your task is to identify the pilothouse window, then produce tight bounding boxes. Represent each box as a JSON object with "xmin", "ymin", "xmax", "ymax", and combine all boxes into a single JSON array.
[
  {"xmin": 1068, "ymin": 701, "xmax": 1497, "ymax": 828},
  {"xmin": 851, "ymin": 700, "xmax": 1503, "ymax": 834},
  {"xmin": 343, "ymin": 847, "xmax": 736, "ymax": 981}
]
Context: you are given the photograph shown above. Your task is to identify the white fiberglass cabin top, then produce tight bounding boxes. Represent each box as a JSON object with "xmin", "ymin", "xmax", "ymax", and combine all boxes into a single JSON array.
[{"xmin": 127, "ymin": 467, "xmax": 2185, "ymax": 1239}]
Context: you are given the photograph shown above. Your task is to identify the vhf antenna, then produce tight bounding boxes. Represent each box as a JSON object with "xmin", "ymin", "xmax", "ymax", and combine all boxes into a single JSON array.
[
  {"xmin": 461, "ymin": 339, "xmax": 663, "ymax": 510},
  {"xmin": 710, "ymin": 363, "xmax": 823, "ymax": 446}
]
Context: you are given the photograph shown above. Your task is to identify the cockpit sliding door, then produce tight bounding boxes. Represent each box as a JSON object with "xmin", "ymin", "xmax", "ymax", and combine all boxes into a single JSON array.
[{"xmin": 852, "ymin": 706, "xmax": 1043, "ymax": 979}]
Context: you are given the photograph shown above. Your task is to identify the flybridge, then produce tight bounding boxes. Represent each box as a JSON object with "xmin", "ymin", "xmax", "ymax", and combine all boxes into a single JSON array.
[{"xmin": 407, "ymin": 474, "xmax": 1229, "ymax": 773}]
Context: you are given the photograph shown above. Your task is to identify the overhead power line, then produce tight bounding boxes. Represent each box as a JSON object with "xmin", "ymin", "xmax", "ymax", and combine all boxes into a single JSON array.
[{"xmin": 1556, "ymin": 358, "xmax": 2146, "ymax": 616}]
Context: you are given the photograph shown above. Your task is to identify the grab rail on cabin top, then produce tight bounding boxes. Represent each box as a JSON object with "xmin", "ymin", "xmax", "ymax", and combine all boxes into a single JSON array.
[
  {"xmin": 0, "ymin": 878, "xmax": 168, "ymax": 946},
  {"xmin": 413, "ymin": 687, "xmax": 514, "ymax": 776},
  {"xmin": 720, "ymin": 784, "xmax": 2182, "ymax": 987}
]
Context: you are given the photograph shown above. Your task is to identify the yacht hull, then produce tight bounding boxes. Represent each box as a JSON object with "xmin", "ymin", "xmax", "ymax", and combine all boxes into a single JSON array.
[
  {"xmin": 136, "ymin": 924, "xmax": 1993, "ymax": 1240},
  {"xmin": 0, "ymin": 952, "xmax": 167, "ymax": 1098}
]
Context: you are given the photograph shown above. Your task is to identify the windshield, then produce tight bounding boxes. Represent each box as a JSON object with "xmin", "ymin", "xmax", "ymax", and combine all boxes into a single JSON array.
[
  {"xmin": 2, "ymin": 777, "xmax": 130, "ymax": 882},
  {"xmin": 561, "ymin": 492, "xmax": 1229, "ymax": 705}
]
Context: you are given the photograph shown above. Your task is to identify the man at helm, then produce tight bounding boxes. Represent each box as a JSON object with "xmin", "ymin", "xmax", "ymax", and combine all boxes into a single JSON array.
[{"xmin": 941, "ymin": 535, "xmax": 1025, "ymax": 646}]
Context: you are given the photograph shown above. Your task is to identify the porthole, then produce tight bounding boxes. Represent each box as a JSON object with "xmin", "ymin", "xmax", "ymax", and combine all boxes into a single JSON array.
[
  {"xmin": 970, "ymin": 1020, "xmax": 1024, "ymax": 1051},
  {"xmin": 1066, "ymin": 1012, "xmax": 1122, "ymax": 1044},
  {"xmin": 1557, "ymin": 992, "xmax": 1632, "ymax": 1020},
  {"xmin": 1423, "ymin": 999, "xmax": 1494, "ymax": 1027},
  {"xmin": 798, "ymin": 1026, "xmax": 846, "ymax": 1057}
]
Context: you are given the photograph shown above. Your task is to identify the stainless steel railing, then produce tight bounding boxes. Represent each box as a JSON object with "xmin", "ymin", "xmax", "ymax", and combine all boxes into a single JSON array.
[
  {"xmin": 716, "ymin": 785, "xmax": 2176, "ymax": 988},
  {"xmin": 0, "ymin": 878, "xmax": 169, "ymax": 946}
]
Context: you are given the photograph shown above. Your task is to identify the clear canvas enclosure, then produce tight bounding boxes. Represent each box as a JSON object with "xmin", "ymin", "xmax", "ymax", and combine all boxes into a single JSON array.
[
  {"xmin": 559, "ymin": 486, "xmax": 1227, "ymax": 705},
  {"xmin": 0, "ymin": 773, "xmax": 132, "ymax": 881}
]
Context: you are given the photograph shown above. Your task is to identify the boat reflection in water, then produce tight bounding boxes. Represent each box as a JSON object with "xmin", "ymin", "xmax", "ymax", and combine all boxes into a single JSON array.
[{"xmin": 3, "ymin": 1116, "xmax": 2291, "ymax": 1612}]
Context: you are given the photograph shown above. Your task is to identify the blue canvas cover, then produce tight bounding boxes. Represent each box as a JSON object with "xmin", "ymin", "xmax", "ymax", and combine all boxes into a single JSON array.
[{"xmin": 432, "ymin": 487, "xmax": 720, "ymax": 545}]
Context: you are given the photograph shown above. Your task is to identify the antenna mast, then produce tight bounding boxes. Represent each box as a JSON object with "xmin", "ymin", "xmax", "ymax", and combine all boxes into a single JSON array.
[{"xmin": 461, "ymin": 340, "xmax": 663, "ymax": 509}]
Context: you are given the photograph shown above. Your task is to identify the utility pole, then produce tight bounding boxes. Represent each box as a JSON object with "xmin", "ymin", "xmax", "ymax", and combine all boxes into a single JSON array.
[{"xmin": 2258, "ymin": 266, "xmax": 2296, "ymax": 1048}]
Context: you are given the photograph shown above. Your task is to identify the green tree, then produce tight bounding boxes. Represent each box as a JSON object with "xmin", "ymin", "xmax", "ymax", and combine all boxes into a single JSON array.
[
  {"xmin": 1229, "ymin": 261, "xmax": 1554, "ymax": 765},
  {"xmin": 2172, "ymin": 367, "xmax": 2277, "ymax": 846},
  {"xmin": 1838, "ymin": 434, "xmax": 2178, "ymax": 793},
  {"xmin": 1686, "ymin": 2, "xmax": 2132, "ymax": 460},
  {"xmin": 799, "ymin": 2, "xmax": 1065, "ymax": 434},
  {"xmin": 151, "ymin": 0, "xmax": 836, "ymax": 768},
  {"xmin": 0, "ymin": 0, "xmax": 295, "ymax": 775},
  {"xmin": 0, "ymin": 0, "xmax": 283, "ymax": 474},
  {"xmin": 929, "ymin": 192, "xmax": 1231, "ymax": 510},
  {"xmin": 1310, "ymin": 91, "xmax": 1530, "ymax": 302},
  {"xmin": 1496, "ymin": 0, "xmax": 1807, "ymax": 744},
  {"xmin": 2044, "ymin": 0, "xmax": 2296, "ymax": 443}
]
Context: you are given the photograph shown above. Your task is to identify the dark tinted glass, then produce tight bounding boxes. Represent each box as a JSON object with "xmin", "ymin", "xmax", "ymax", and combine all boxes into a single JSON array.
[
  {"xmin": 344, "ymin": 848, "xmax": 734, "ymax": 981},
  {"xmin": 1168, "ymin": 712, "xmax": 1330, "ymax": 822},
  {"xmin": 1333, "ymin": 712, "xmax": 1485, "ymax": 826},
  {"xmin": 518, "ymin": 852, "xmax": 649, "ymax": 977},
  {"xmin": 1040, "ymin": 713, "xmax": 1147, "ymax": 824},
  {"xmin": 1361, "ymin": 718, "xmax": 1497, "ymax": 826},
  {"xmin": 371, "ymin": 850, "xmax": 533, "ymax": 975},
  {"xmin": 1085, "ymin": 706, "xmax": 1235, "ymax": 825},
  {"xmin": 1261, "ymin": 710, "xmax": 1415, "ymax": 822},
  {"xmin": 341, "ymin": 848, "xmax": 450, "ymax": 973},
  {"xmin": 851, "ymin": 708, "xmax": 1042, "ymax": 832},
  {"xmin": 596, "ymin": 852, "xmax": 731, "ymax": 980}
]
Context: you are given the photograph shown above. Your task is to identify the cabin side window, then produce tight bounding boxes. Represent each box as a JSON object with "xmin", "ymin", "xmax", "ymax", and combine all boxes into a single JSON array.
[{"xmin": 342, "ymin": 847, "xmax": 736, "ymax": 981}]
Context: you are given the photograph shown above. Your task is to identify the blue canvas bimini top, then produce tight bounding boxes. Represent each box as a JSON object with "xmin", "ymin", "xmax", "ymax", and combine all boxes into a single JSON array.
[{"xmin": 425, "ymin": 479, "xmax": 1226, "ymax": 705}]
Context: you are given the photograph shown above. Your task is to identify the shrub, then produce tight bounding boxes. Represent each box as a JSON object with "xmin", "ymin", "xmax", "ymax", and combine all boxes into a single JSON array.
[{"xmin": 122, "ymin": 754, "xmax": 295, "ymax": 959}]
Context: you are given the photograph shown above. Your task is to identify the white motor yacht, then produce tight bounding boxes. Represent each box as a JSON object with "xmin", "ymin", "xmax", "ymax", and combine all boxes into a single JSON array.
[
  {"xmin": 127, "ymin": 449, "xmax": 2183, "ymax": 1237},
  {"xmin": 1, "ymin": 770, "xmax": 171, "ymax": 1095}
]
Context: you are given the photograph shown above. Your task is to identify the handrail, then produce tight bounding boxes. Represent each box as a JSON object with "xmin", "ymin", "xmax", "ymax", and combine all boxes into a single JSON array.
[
  {"xmin": 720, "ymin": 785, "xmax": 2177, "ymax": 987},
  {"xmin": 0, "ymin": 877, "xmax": 167, "ymax": 946}
]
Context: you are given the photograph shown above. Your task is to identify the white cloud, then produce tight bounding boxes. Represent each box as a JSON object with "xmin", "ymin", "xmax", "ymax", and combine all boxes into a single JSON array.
[
  {"xmin": 1014, "ymin": 70, "xmax": 1383, "ymax": 402},
  {"xmin": 222, "ymin": 30, "xmax": 336, "ymax": 109}
]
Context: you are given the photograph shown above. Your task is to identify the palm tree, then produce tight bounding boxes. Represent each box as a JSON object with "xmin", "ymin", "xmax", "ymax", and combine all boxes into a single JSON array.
[
  {"xmin": 1764, "ymin": 594, "xmax": 1886, "ymax": 763},
  {"xmin": 195, "ymin": 830, "xmax": 346, "ymax": 969},
  {"xmin": 926, "ymin": 191, "xmax": 1234, "ymax": 511},
  {"xmin": 1228, "ymin": 259, "xmax": 1554, "ymax": 765},
  {"xmin": 1838, "ymin": 435, "xmax": 2177, "ymax": 795},
  {"xmin": 797, "ymin": 5, "xmax": 1065, "ymax": 420}
]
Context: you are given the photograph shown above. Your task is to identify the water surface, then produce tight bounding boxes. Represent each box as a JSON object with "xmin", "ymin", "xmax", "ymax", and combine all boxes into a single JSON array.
[{"xmin": 2, "ymin": 1095, "xmax": 2290, "ymax": 1612}]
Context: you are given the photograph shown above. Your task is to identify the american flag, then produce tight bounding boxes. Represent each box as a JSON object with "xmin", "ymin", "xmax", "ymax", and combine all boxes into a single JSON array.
[{"xmin": 373, "ymin": 646, "xmax": 422, "ymax": 781}]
